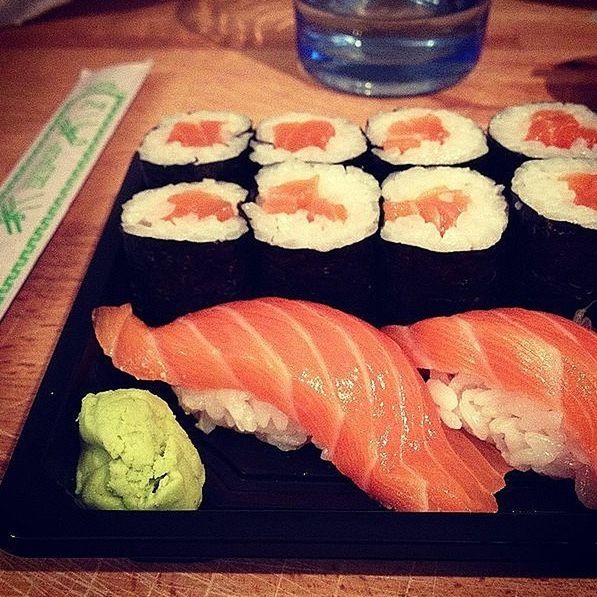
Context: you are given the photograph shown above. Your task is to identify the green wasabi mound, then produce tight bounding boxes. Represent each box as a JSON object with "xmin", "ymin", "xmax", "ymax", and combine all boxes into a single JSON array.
[{"xmin": 75, "ymin": 389, "xmax": 205, "ymax": 510}]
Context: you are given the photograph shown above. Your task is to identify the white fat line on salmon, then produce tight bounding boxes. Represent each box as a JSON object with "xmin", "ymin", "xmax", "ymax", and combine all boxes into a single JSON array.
[
  {"xmin": 94, "ymin": 308, "xmax": 126, "ymax": 358},
  {"xmin": 213, "ymin": 303, "xmax": 296, "ymax": 420},
  {"xmin": 492, "ymin": 310, "xmax": 565, "ymax": 407},
  {"xmin": 324, "ymin": 316, "xmax": 380, "ymax": 487},
  {"xmin": 289, "ymin": 300, "xmax": 358, "ymax": 463},
  {"xmin": 357, "ymin": 322, "xmax": 427, "ymax": 493},
  {"xmin": 535, "ymin": 309, "xmax": 595, "ymax": 353},
  {"xmin": 363, "ymin": 319, "xmax": 464, "ymax": 497},
  {"xmin": 521, "ymin": 313, "xmax": 597, "ymax": 443},
  {"xmin": 290, "ymin": 300, "xmax": 384, "ymax": 488},
  {"xmin": 398, "ymin": 325, "xmax": 435, "ymax": 373},
  {"xmin": 179, "ymin": 316, "xmax": 242, "ymax": 387},
  {"xmin": 455, "ymin": 317, "xmax": 500, "ymax": 390},
  {"xmin": 373, "ymin": 342, "xmax": 486, "ymax": 510},
  {"xmin": 108, "ymin": 308, "xmax": 168, "ymax": 383},
  {"xmin": 143, "ymin": 324, "xmax": 170, "ymax": 383},
  {"xmin": 258, "ymin": 299, "xmax": 337, "ymax": 434}
]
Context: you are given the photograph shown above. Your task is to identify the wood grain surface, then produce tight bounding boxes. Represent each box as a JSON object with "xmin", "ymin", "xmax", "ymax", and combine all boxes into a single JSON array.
[{"xmin": 0, "ymin": 0, "xmax": 595, "ymax": 594}]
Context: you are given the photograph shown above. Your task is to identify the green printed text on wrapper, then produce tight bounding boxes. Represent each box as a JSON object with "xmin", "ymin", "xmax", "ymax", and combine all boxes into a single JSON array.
[{"xmin": 0, "ymin": 60, "xmax": 152, "ymax": 320}]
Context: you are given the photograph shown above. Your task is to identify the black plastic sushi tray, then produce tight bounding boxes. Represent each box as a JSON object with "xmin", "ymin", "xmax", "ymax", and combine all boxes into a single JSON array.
[{"xmin": 0, "ymin": 157, "xmax": 595, "ymax": 573}]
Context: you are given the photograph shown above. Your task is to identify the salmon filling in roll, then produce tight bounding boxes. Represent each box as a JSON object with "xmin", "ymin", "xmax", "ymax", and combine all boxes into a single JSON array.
[
  {"xmin": 272, "ymin": 120, "xmax": 336, "ymax": 152},
  {"xmin": 261, "ymin": 176, "xmax": 348, "ymax": 222},
  {"xmin": 166, "ymin": 120, "xmax": 225, "ymax": 148},
  {"xmin": 524, "ymin": 109, "xmax": 597, "ymax": 150},
  {"xmin": 383, "ymin": 186, "xmax": 470, "ymax": 237},
  {"xmin": 139, "ymin": 111, "xmax": 252, "ymax": 167},
  {"xmin": 489, "ymin": 102, "xmax": 597, "ymax": 160}
]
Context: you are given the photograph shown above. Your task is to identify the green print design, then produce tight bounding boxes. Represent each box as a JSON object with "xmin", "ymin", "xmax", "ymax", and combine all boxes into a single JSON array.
[
  {"xmin": 0, "ymin": 82, "xmax": 125, "ymax": 304},
  {"xmin": 1, "ymin": 194, "xmax": 24, "ymax": 234}
]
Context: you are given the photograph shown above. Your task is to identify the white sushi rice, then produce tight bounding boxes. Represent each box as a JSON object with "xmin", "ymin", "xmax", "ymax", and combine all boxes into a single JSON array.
[
  {"xmin": 381, "ymin": 166, "xmax": 508, "ymax": 252},
  {"xmin": 138, "ymin": 111, "xmax": 252, "ymax": 166},
  {"xmin": 174, "ymin": 387, "xmax": 309, "ymax": 451},
  {"xmin": 489, "ymin": 102, "xmax": 597, "ymax": 159},
  {"xmin": 121, "ymin": 180, "xmax": 248, "ymax": 242},
  {"xmin": 511, "ymin": 158, "xmax": 597, "ymax": 231},
  {"xmin": 426, "ymin": 371, "xmax": 596, "ymax": 508},
  {"xmin": 243, "ymin": 161, "xmax": 380, "ymax": 251},
  {"xmin": 366, "ymin": 108, "xmax": 488, "ymax": 165},
  {"xmin": 250, "ymin": 112, "xmax": 367, "ymax": 166}
]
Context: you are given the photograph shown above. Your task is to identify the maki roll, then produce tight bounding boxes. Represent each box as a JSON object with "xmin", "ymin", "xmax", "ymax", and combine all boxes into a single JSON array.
[
  {"xmin": 510, "ymin": 157, "xmax": 597, "ymax": 319},
  {"xmin": 121, "ymin": 179, "xmax": 252, "ymax": 326},
  {"xmin": 249, "ymin": 112, "xmax": 368, "ymax": 169},
  {"xmin": 379, "ymin": 166, "xmax": 509, "ymax": 325},
  {"xmin": 488, "ymin": 102, "xmax": 597, "ymax": 187},
  {"xmin": 138, "ymin": 111, "xmax": 254, "ymax": 188},
  {"xmin": 242, "ymin": 161, "xmax": 380, "ymax": 322},
  {"xmin": 365, "ymin": 108, "xmax": 489, "ymax": 182}
]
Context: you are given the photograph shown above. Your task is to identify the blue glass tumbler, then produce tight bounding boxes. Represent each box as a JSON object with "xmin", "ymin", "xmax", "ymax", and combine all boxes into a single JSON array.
[{"xmin": 294, "ymin": 0, "xmax": 491, "ymax": 97}]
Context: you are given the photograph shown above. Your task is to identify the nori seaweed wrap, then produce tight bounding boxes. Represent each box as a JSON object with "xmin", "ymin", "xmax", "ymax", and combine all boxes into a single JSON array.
[{"xmin": 254, "ymin": 236, "xmax": 378, "ymax": 322}]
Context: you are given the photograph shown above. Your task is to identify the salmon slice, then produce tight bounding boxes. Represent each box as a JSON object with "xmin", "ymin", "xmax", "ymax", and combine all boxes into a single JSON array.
[
  {"xmin": 92, "ymin": 298, "xmax": 509, "ymax": 512},
  {"xmin": 162, "ymin": 190, "xmax": 235, "ymax": 223},
  {"xmin": 525, "ymin": 110, "xmax": 597, "ymax": 150},
  {"xmin": 262, "ymin": 176, "xmax": 348, "ymax": 222},
  {"xmin": 273, "ymin": 120, "xmax": 335, "ymax": 152},
  {"xmin": 383, "ymin": 115, "xmax": 449, "ymax": 153},
  {"xmin": 383, "ymin": 308, "xmax": 597, "ymax": 476},
  {"xmin": 384, "ymin": 186, "xmax": 470, "ymax": 236},
  {"xmin": 559, "ymin": 172, "xmax": 597, "ymax": 210},
  {"xmin": 167, "ymin": 120, "xmax": 224, "ymax": 147}
]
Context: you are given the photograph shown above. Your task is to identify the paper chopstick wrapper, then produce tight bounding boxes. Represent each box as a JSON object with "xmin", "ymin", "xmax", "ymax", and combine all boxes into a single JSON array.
[{"xmin": 0, "ymin": 60, "xmax": 152, "ymax": 321}]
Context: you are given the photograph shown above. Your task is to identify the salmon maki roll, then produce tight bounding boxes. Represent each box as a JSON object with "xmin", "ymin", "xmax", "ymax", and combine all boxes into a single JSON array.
[
  {"xmin": 509, "ymin": 157, "xmax": 597, "ymax": 319},
  {"xmin": 242, "ymin": 161, "xmax": 381, "ymax": 322},
  {"xmin": 487, "ymin": 102, "xmax": 597, "ymax": 187},
  {"xmin": 92, "ymin": 298, "xmax": 508, "ymax": 512},
  {"xmin": 138, "ymin": 111, "xmax": 255, "ymax": 188},
  {"xmin": 378, "ymin": 166, "xmax": 510, "ymax": 324},
  {"xmin": 365, "ymin": 108, "xmax": 489, "ymax": 182},
  {"xmin": 250, "ymin": 112, "xmax": 367, "ymax": 168},
  {"xmin": 120, "ymin": 180, "xmax": 252, "ymax": 325},
  {"xmin": 383, "ymin": 308, "xmax": 597, "ymax": 509}
]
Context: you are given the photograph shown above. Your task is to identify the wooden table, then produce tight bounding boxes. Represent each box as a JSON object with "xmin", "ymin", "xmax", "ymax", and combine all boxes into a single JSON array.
[{"xmin": 0, "ymin": 0, "xmax": 595, "ymax": 594}]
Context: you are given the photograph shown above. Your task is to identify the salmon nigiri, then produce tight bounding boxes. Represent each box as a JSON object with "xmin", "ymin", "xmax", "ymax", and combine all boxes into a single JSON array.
[
  {"xmin": 93, "ymin": 298, "xmax": 508, "ymax": 512},
  {"xmin": 383, "ymin": 308, "xmax": 597, "ymax": 508}
]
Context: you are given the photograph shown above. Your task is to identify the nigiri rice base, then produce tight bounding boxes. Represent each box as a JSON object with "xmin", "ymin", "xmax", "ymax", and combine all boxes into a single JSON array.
[
  {"xmin": 174, "ymin": 387, "xmax": 309, "ymax": 451},
  {"xmin": 426, "ymin": 371, "xmax": 596, "ymax": 508}
]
